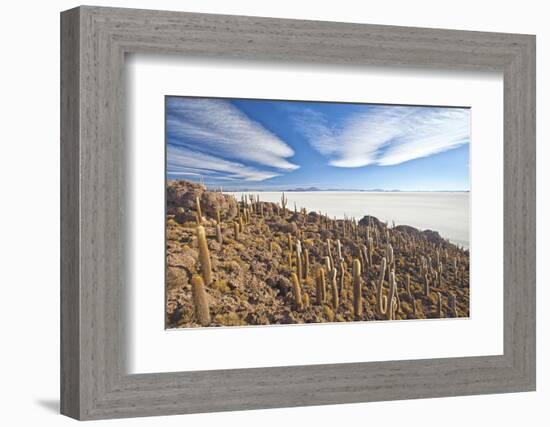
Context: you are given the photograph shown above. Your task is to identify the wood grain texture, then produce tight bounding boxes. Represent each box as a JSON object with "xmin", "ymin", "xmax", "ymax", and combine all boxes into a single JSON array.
[{"xmin": 60, "ymin": 6, "xmax": 536, "ymax": 420}]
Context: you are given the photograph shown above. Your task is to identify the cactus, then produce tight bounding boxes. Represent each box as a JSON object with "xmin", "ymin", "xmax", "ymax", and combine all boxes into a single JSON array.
[
  {"xmin": 385, "ymin": 243, "xmax": 394, "ymax": 279},
  {"xmin": 411, "ymin": 295, "xmax": 417, "ymax": 317},
  {"xmin": 196, "ymin": 225, "xmax": 212, "ymax": 285},
  {"xmin": 281, "ymin": 192, "xmax": 287, "ymax": 214},
  {"xmin": 327, "ymin": 239, "xmax": 334, "ymax": 271},
  {"xmin": 424, "ymin": 274, "xmax": 430, "ymax": 297},
  {"xmin": 324, "ymin": 256, "xmax": 332, "ymax": 273},
  {"xmin": 295, "ymin": 240, "xmax": 303, "ymax": 283},
  {"xmin": 291, "ymin": 272, "xmax": 303, "ymax": 311},
  {"xmin": 216, "ymin": 224, "xmax": 223, "ymax": 245},
  {"xmin": 376, "ymin": 257, "xmax": 387, "ymax": 316},
  {"xmin": 336, "ymin": 239, "xmax": 343, "ymax": 261},
  {"xmin": 316, "ymin": 267, "xmax": 326, "ymax": 305},
  {"xmin": 191, "ymin": 275, "xmax": 210, "ymax": 326},
  {"xmin": 437, "ymin": 291, "xmax": 443, "ymax": 318},
  {"xmin": 406, "ymin": 273, "xmax": 412, "ymax": 298},
  {"xmin": 239, "ymin": 216, "xmax": 244, "ymax": 232},
  {"xmin": 303, "ymin": 248, "xmax": 310, "ymax": 280},
  {"xmin": 216, "ymin": 209, "xmax": 221, "ymax": 225},
  {"xmin": 302, "ymin": 292, "xmax": 310, "ymax": 309},
  {"xmin": 385, "ymin": 270, "xmax": 397, "ymax": 320},
  {"xmin": 195, "ymin": 195, "xmax": 202, "ymax": 224},
  {"xmin": 367, "ymin": 237, "xmax": 373, "ymax": 265},
  {"xmin": 449, "ymin": 293, "xmax": 458, "ymax": 317},
  {"xmin": 287, "ymin": 233, "xmax": 292, "ymax": 250},
  {"xmin": 352, "ymin": 259, "xmax": 362, "ymax": 320},
  {"xmin": 330, "ymin": 268, "xmax": 338, "ymax": 310},
  {"xmin": 339, "ymin": 260, "xmax": 346, "ymax": 294},
  {"xmin": 233, "ymin": 221, "xmax": 239, "ymax": 241}
]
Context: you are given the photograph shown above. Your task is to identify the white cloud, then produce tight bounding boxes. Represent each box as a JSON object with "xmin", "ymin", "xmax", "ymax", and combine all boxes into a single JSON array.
[
  {"xmin": 292, "ymin": 105, "xmax": 470, "ymax": 168},
  {"xmin": 167, "ymin": 145, "xmax": 280, "ymax": 182},
  {"xmin": 167, "ymin": 98, "xmax": 299, "ymax": 174}
]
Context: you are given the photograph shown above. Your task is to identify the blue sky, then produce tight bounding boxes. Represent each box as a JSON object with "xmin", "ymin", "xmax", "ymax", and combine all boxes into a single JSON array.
[{"xmin": 166, "ymin": 96, "xmax": 470, "ymax": 191}]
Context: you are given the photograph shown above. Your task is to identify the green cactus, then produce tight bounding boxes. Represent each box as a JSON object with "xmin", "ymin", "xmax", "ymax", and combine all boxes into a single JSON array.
[
  {"xmin": 196, "ymin": 225, "xmax": 212, "ymax": 285},
  {"xmin": 191, "ymin": 275, "xmax": 211, "ymax": 326}
]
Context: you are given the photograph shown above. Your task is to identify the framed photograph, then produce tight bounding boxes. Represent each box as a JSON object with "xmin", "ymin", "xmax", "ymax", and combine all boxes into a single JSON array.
[{"xmin": 61, "ymin": 6, "xmax": 536, "ymax": 420}]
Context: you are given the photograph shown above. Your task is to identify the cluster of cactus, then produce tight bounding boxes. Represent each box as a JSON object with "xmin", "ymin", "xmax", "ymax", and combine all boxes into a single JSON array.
[{"xmin": 175, "ymin": 184, "xmax": 469, "ymax": 327}]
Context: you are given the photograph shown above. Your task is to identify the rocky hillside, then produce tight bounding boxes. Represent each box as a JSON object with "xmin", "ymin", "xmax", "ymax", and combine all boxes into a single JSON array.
[{"xmin": 166, "ymin": 180, "xmax": 470, "ymax": 328}]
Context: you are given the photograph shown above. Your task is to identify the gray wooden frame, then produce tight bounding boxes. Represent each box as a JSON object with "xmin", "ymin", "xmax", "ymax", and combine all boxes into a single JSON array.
[{"xmin": 60, "ymin": 5, "xmax": 536, "ymax": 420}]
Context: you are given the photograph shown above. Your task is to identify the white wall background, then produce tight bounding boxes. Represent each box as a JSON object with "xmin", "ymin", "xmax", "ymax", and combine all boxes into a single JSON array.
[{"xmin": 0, "ymin": 0, "xmax": 546, "ymax": 425}]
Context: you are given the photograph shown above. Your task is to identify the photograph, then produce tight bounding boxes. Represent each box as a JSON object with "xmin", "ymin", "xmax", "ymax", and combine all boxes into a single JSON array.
[{"xmin": 164, "ymin": 96, "xmax": 471, "ymax": 328}]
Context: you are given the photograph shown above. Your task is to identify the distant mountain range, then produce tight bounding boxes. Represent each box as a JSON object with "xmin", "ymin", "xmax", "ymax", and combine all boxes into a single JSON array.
[{"xmin": 217, "ymin": 186, "xmax": 469, "ymax": 193}]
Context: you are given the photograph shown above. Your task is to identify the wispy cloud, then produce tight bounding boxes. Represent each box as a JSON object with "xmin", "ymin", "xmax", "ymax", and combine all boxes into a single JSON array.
[
  {"xmin": 167, "ymin": 97, "xmax": 299, "ymax": 181},
  {"xmin": 291, "ymin": 105, "xmax": 470, "ymax": 167},
  {"xmin": 167, "ymin": 145, "xmax": 281, "ymax": 182}
]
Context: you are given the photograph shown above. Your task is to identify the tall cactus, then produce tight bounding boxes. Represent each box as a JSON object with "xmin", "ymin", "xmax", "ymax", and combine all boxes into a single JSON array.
[
  {"xmin": 437, "ymin": 291, "xmax": 443, "ymax": 318},
  {"xmin": 424, "ymin": 274, "xmax": 430, "ymax": 297},
  {"xmin": 281, "ymin": 192, "xmax": 287, "ymax": 214},
  {"xmin": 324, "ymin": 256, "xmax": 332, "ymax": 273},
  {"xmin": 295, "ymin": 240, "xmax": 303, "ymax": 283},
  {"xmin": 327, "ymin": 239, "xmax": 334, "ymax": 271},
  {"xmin": 316, "ymin": 267, "xmax": 326, "ymax": 305},
  {"xmin": 353, "ymin": 259, "xmax": 362, "ymax": 320},
  {"xmin": 191, "ymin": 275, "xmax": 211, "ymax": 326},
  {"xmin": 330, "ymin": 268, "xmax": 339, "ymax": 310},
  {"xmin": 195, "ymin": 195, "xmax": 202, "ymax": 224},
  {"xmin": 303, "ymin": 248, "xmax": 310, "ymax": 280},
  {"xmin": 291, "ymin": 272, "xmax": 303, "ymax": 311},
  {"xmin": 449, "ymin": 293, "xmax": 458, "ymax": 317},
  {"xmin": 196, "ymin": 225, "xmax": 212, "ymax": 285},
  {"xmin": 339, "ymin": 260, "xmax": 346, "ymax": 294},
  {"xmin": 406, "ymin": 273, "xmax": 412, "ymax": 298},
  {"xmin": 336, "ymin": 239, "xmax": 343, "ymax": 261},
  {"xmin": 376, "ymin": 257, "xmax": 387, "ymax": 316},
  {"xmin": 387, "ymin": 271, "xmax": 397, "ymax": 320}
]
